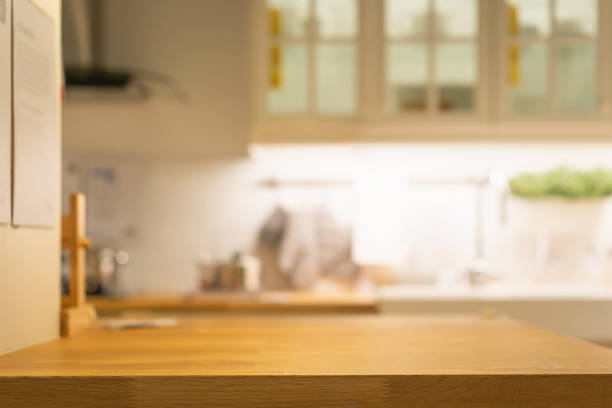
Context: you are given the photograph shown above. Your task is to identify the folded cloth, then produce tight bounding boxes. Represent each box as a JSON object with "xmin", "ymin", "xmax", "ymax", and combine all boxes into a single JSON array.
[
  {"xmin": 279, "ymin": 208, "xmax": 320, "ymax": 288},
  {"xmin": 258, "ymin": 206, "xmax": 288, "ymax": 249},
  {"xmin": 315, "ymin": 207, "xmax": 357, "ymax": 280},
  {"xmin": 279, "ymin": 205, "xmax": 357, "ymax": 289}
]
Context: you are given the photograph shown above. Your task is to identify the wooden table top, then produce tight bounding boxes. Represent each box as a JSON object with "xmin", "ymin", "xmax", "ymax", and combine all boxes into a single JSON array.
[
  {"xmin": 89, "ymin": 290, "xmax": 378, "ymax": 314},
  {"xmin": 2, "ymin": 315, "xmax": 612, "ymax": 407}
]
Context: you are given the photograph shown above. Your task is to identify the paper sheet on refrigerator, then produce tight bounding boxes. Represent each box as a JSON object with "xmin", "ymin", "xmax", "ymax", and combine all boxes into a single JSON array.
[
  {"xmin": 0, "ymin": 0, "xmax": 11, "ymax": 224},
  {"xmin": 12, "ymin": 0, "xmax": 59, "ymax": 227}
]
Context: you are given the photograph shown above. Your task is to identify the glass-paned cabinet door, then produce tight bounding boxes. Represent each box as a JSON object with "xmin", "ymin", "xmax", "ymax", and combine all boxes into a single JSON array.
[
  {"xmin": 385, "ymin": 0, "xmax": 479, "ymax": 114},
  {"xmin": 505, "ymin": 0, "xmax": 599, "ymax": 115},
  {"xmin": 266, "ymin": 0, "xmax": 359, "ymax": 116}
]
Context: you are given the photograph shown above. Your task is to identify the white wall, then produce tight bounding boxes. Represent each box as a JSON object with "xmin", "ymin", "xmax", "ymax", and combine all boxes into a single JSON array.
[
  {"xmin": 63, "ymin": 143, "xmax": 612, "ymax": 293},
  {"xmin": 0, "ymin": 0, "xmax": 61, "ymax": 355},
  {"xmin": 63, "ymin": 0, "xmax": 250, "ymax": 158},
  {"xmin": 63, "ymin": 154, "xmax": 273, "ymax": 292}
]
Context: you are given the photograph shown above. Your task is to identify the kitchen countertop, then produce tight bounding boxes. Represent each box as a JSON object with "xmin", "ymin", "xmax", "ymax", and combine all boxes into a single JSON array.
[
  {"xmin": 90, "ymin": 284, "xmax": 612, "ymax": 316},
  {"xmin": 1, "ymin": 315, "xmax": 612, "ymax": 407},
  {"xmin": 378, "ymin": 283, "xmax": 612, "ymax": 301},
  {"xmin": 377, "ymin": 284, "xmax": 612, "ymax": 345},
  {"xmin": 89, "ymin": 290, "xmax": 378, "ymax": 314}
]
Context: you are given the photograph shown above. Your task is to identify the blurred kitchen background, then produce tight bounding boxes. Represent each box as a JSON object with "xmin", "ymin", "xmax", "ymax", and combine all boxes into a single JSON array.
[{"xmin": 61, "ymin": 0, "xmax": 612, "ymax": 344}]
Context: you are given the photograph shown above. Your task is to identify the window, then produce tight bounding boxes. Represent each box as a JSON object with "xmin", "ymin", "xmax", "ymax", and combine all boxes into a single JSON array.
[
  {"xmin": 385, "ymin": 0, "xmax": 479, "ymax": 114},
  {"xmin": 266, "ymin": 0, "xmax": 359, "ymax": 116},
  {"xmin": 505, "ymin": 0, "xmax": 600, "ymax": 116},
  {"xmin": 252, "ymin": 0, "xmax": 612, "ymax": 141}
]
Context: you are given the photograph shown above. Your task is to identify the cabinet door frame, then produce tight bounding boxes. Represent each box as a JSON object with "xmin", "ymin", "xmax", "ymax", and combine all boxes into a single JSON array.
[{"xmin": 249, "ymin": 0, "xmax": 612, "ymax": 144}]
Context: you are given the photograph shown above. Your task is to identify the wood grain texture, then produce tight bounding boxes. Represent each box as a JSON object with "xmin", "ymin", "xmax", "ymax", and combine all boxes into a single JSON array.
[
  {"xmin": 62, "ymin": 193, "xmax": 88, "ymax": 308},
  {"xmin": 60, "ymin": 304, "xmax": 97, "ymax": 337},
  {"xmin": 1, "ymin": 315, "xmax": 612, "ymax": 407},
  {"xmin": 60, "ymin": 193, "xmax": 96, "ymax": 337},
  {"xmin": 89, "ymin": 291, "xmax": 377, "ymax": 314},
  {"xmin": 3, "ymin": 375, "xmax": 612, "ymax": 408}
]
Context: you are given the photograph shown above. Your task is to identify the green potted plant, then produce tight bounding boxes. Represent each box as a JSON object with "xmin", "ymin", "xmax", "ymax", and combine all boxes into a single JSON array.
[
  {"xmin": 506, "ymin": 167, "xmax": 612, "ymax": 284},
  {"xmin": 509, "ymin": 167, "xmax": 612, "ymax": 232}
]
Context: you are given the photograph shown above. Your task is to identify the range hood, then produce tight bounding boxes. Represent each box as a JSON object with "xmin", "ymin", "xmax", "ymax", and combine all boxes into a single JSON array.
[
  {"xmin": 62, "ymin": 0, "xmax": 186, "ymax": 102},
  {"xmin": 62, "ymin": 0, "xmax": 141, "ymax": 99}
]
